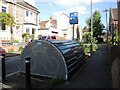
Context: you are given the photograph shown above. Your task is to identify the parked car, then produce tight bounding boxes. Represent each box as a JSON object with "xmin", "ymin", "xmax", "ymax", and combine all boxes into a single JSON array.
[
  {"xmin": 38, "ymin": 36, "xmax": 60, "ymax": 40},
  {"xmin": 0, "ymin": 47, "xmax": 6, "ymax": 54}
]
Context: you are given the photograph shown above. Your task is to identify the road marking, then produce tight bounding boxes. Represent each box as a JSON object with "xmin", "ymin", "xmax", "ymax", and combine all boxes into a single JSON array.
[
  {"xmin": 6, "ymin": 71, "xmax": 19, "ymax": 77},
  {"xmin": 6, "ymin": 72, "xmax": 44, "ymax": 82},
  {"xmin": 0, "ymin": 84, "xmax": 12, "ymax": 88},
  {"xmin": 21, "ymin": 75, "xmax": 44, "ymax": 82}
]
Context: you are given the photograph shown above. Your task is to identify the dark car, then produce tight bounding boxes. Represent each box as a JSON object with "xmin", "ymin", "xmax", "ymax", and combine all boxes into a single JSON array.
[
  {"xmin": 38, "ymin": 36, "xmax": 60, "ymax": 40},
  {"xmin": 0, "ymin": 47, "xmax": 6, "ymax": 54}
]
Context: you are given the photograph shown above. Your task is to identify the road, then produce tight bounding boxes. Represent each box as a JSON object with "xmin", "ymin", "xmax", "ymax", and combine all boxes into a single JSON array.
[{"xmin": 5, "ymin": 56, "xmax": 20, "ymax": 76}]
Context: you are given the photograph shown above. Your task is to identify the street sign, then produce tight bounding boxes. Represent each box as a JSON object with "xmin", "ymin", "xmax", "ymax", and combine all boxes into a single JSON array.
[{"xmin": 69, "ymin": 12, "xmax": 78, "ymax": 24}]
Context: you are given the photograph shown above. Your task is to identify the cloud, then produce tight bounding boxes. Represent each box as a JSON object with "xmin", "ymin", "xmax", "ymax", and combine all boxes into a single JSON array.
[
  {"xmin": 54, "ymin": 0, "xmax": 117, "ymax": 7},
  {"xmin": 35, "ymin": 0, "xmax": 117, "ymax": 3},
  {"xmin": 35, "ymin": 0, "xmax": 117, "ymax": 8},
  {"xmin": 53, "ymin": 6, "xmax": 89, "ymax": 18}
]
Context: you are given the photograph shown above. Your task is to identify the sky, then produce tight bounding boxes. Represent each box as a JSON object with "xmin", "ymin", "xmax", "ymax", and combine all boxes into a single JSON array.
[{"xmin": 30, "ymin": 0, "xmax": 117, "ymax": 28}]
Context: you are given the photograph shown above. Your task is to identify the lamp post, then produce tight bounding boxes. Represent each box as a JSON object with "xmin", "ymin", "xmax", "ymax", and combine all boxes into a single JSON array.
[{"xmin": 90, "ymin": 0, "xmax": 93, "ymax": 56}]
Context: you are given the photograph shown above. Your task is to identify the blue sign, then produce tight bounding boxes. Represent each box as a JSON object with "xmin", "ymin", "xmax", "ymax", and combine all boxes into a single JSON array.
[{"xmin": 69, "ymin": 12, "xmax": 78, "ymax": 24}]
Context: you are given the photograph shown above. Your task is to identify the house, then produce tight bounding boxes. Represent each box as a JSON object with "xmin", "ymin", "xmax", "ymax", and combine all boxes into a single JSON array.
[
  {"xmin": 109, "ymin": 8, "xmax": 118, "ymax": 31},
  {"xmin": 38, "ymin": 13, "xmax": 83, "ymax": 40},
  {"xmin": 0, "ymin": 0, "xmax": 39, "ymax": 43},
  {"xmin": 38, "ymin": 17, "xmax": 58, "ymax": 37},
  {"xmin": 57, "ymin": 13, "xmax": 70, "ymax": 39},
  {"xmin": 109, "ymin": 8, "xmax": 118, "ymax": 44},
  {"xmin": 57, "ymin": 13, "xmax": 83, "ymax": 40},
  {"xmin": 0, "ymin": 0, "xmax": 11, "ymax": 43},
  {"xmin": 111, "ymin": 2, "xmax": 120, "ymax": 88},
  {"xmin": 82, "ymin": 27, "xmax": 90, "ymax": 34}
]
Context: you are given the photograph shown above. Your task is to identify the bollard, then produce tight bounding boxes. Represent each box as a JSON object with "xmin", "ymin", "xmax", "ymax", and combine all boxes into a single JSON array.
[
  {"xmin": 1, "ymin": 53, "xmax": 6, "ymax": 83},
  {"xmin": 25, "ymin": 56, "xmax": 31, "ymax": 90}
]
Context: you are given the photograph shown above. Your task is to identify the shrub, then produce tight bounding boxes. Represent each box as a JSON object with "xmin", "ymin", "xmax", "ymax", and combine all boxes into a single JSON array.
[
  {"xmin": 93, "ymin": 44, "xmax": 98, "ymax": 50},
  {"xmin": 8, "ymin": 49, "xmax": 14, "ymax": 53},
  {"xmin": 18, "ymin": 46, "xmax": 23, "ymax": 52},
  {"xmin": 14, "ymin": 39, "xmax": 19, "ymax": 43},
  {"xmin": 82, "ymin": 44, "xmax": 98, "ymax": 52},
  {"xmin": 82, "ymin": 32, "xmax": 97, "ymax": 43},
  {"xmin": 45, "ymin": 77, "xmax": 64, "ymax": 88}
]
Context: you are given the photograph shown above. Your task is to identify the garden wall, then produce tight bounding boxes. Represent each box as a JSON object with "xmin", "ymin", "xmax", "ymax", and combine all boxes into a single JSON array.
[{"xmin": 2, "ymin": 45, "xmax": 25, "ymax": 52}]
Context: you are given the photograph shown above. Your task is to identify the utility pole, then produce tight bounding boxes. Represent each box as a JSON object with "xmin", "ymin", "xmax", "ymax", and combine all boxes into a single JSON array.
[
  {"xmin": 90, "ymin": 0, "xmax": 93, "ymax": 56},
  {"xmin": 103, "ymin": 9, "xmax": 109, "ymax": 44}
]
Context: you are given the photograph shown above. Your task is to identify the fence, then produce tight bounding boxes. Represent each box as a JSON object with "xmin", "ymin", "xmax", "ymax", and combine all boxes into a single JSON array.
[{"xmin": 111, "ymin": 45, "xmax": 120, "ymax": 88}]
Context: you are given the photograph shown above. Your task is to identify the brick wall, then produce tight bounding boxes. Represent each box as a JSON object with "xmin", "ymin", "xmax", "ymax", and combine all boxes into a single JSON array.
[
  {"xmin": 8, "ymin": 3, "xmax": 15, "ymax": 16},
  {"xmin": 16, "ymin": 5, "xmax": 25, "ymax": 24},
  {"xmin": 2, "ymin": 45, "xmax": 25, "ymax": 52}
]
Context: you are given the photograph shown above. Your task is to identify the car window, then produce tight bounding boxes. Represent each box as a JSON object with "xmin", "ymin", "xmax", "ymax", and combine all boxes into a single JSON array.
[
  {"xmin": 47, "ymin": 36, "xmax": 50, "ymax": 39},
  {"xmin": 51, "ymin": 36, "xmax": 56, "ymax": 39},
  {"xmin": 39, "ymin": 36, "xmax": 46, "ymax": 40}
]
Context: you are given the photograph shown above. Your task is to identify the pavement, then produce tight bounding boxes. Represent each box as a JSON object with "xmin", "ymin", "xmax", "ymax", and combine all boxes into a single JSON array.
[
  {"xmin": 6, "ymin": 53, "xmax": 20, "ymax": 57},
  {"xmin": 1, "ymin": 44, "xmax": 112, "ymax": 89},
  {"xmin": 59, "ymin": 44, "xmax": 112, "ymax": 88}
]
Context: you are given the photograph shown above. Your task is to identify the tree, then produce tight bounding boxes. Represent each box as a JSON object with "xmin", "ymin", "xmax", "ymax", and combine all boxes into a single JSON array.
[
  {"xmin": 83, "ymin": 32, "xmax": 97, "ymax": 43},
  {"xmin": 86, "ymin": 10, "xmax": 104, "ymax": 39},
  {"xmin": 83, "ymin": 32, "xmax": 91, "ymax": 43},
  {"xmin": 114, "ymin": 29, "xmax": 118, "ymax": 45},
  {"xmin": 22, "ymin": 33, "xmax": 31, "ymax": 42},
  {"xmin": 30, "ymin": 35, "xmax": 35, "ymax": 40},
  {"xmin": 22, "ymin": 33, "xmax": 34, "ymax": 42},
  {"xmin": 0, "ymin": 12, "xmax": 16, "ymax": 41}
]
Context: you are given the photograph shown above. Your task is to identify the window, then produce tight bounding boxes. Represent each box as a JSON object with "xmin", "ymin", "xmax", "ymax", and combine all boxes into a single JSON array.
[
  {"xmin": 2, "ymin": 23, "xmax": 6, "ymax": 30},
  {"xmin": 51, "ymin": 36, "xmax": 56, "ymax": 39},
  {"xmin": 30, "ymin": 13, "xmax": 32, "ymax": 17},
  {"xmin": 47, "ymin": 36, "xmax": 50, "ymax": 39},
  {"xmin": 26, "ymin": 28, "xmax": 30, "ymax": 33},
  {"xmin": 32, "ymin": 29, "xmax": 35, "ymax": 34},
  {"xmin": 2, "ymin": 6, "xmax": 6, "ymax": 12},
  {"xmin": 26, "ymin": 11, "xmax": 29, "ymax": 16}
]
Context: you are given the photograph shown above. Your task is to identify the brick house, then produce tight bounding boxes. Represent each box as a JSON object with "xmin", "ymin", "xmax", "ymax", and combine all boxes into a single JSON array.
[
  {"xmin": 109, "ymin": 8, "xmax": 118, "ymax": 44},
  {"xmin": 0, "ymin": 0, "xmax": 39, "ymax": 43},
  {"xmin": 110, "ymin": 2, "xmax": 120, "ymax": 88},
  {"xmin": 82, "ymin": 27, "xmax": 90, "ymax": 34},
  {"xmin": 109, "ymin": 8, "xmax": 118, "ymax": 31}
]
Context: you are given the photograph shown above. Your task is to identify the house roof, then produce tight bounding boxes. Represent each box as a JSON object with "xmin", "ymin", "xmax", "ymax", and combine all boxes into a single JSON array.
[
  {"xmin": 82, "ymin": 27, "xmax": 90, "ymax": 33},
  {"xmin": 50, "ymin": 20, "xmax": 57, "ymax": 26},
  {"xmin": 110, "ymin": 8, "xmax": 118, "ymax": 21},
  {"xmin": 17, "ymin": 1, "xmax": 39, "ymax": 12},
  {"xmin": 39, "ymin": 20, "xmax": 57, "ymax": 26},
  {"xmin": 39, "ymin": 21, "xmax": 49, "ymax": 26},
  {"xmin": 59, "ymin": 13, "xmax": 69, "ymax": 17}
]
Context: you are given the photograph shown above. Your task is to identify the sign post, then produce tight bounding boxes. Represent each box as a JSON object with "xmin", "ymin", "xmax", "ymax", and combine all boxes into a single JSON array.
[{"xmin": 69, "ymin": 12, "xmax": 78, "ymax": 40}]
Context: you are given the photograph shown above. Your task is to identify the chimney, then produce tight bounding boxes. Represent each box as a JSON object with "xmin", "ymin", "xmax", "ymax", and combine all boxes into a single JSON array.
[{"xmin": 50, "ymin": 16, "xmax": 53, "ymax": 20}]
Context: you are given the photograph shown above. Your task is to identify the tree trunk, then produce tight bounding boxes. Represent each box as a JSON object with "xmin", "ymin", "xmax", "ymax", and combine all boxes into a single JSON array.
[{"xmin": 10, "ymin": 27, "xmax": 14, "ymax": 42}]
